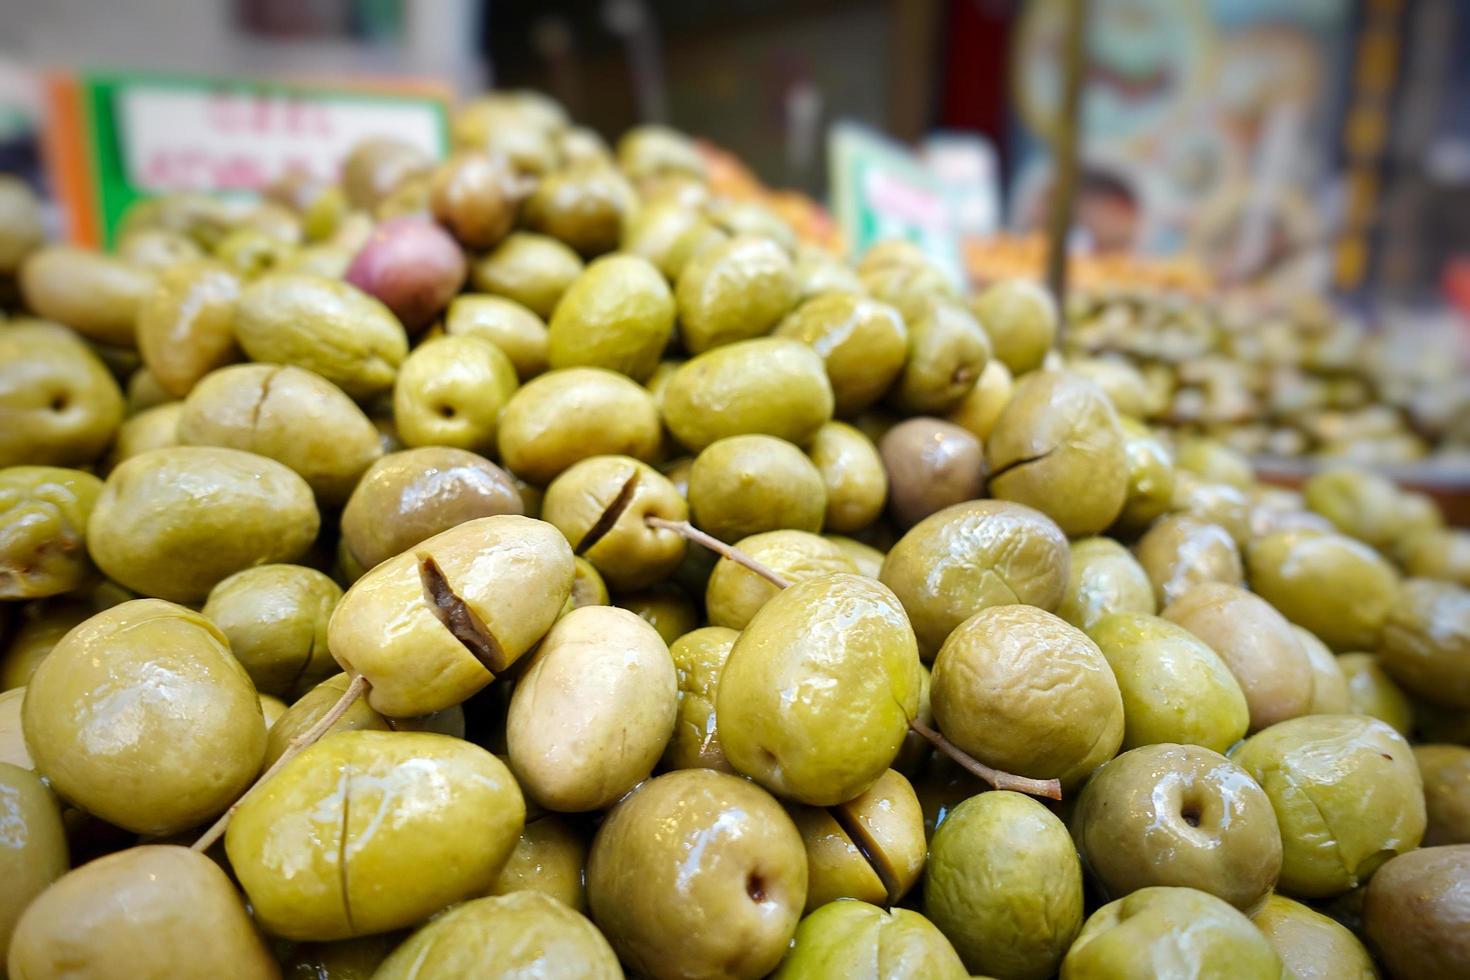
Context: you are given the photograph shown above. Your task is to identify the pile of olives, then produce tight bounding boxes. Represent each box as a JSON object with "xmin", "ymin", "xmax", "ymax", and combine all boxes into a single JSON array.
[
  {"xmin": 2, "ymin": 88, "xmax": 1469, "ymax": 979},
  {"xmin": 1064, "ymin": 286, "xmax": 1470, "ymax": 466}
]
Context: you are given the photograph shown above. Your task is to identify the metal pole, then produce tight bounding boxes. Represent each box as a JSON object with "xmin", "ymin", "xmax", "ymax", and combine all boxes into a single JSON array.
[{"xmin": 1045, "ymin": 0, "xmax": 1088, "ymax": 324}]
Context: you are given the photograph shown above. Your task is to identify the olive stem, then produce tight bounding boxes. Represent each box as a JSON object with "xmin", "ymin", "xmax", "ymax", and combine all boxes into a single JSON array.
[
  {"xmin": 645, "ymin": 516, "xmax": 792, "ymax": 589},
  {"xmin": 191, "ymin": 673, "xmax": 372, "ymax": 853},
  {"xmin": 907, "ymin": 717, "xmax": 1063, "ymax": 801}
]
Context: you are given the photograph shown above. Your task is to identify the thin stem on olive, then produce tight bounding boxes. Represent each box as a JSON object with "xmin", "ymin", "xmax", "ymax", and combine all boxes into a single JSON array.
[
  {"xmin": 907, "ymin": 717, "xmax": 1063, "ymax": 801},
  {"xmin": 644, "ymin": 516, "xmax": 793, "ymax": 589},
  {"xmin": 191, "ymin": 673, "xmax": 372, "ymax": 853}
]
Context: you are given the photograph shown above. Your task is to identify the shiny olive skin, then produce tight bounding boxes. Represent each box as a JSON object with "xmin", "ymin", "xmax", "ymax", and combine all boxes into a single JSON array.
[
  {"xmin": 135, "ymin": 259, "xmax": 242, "ymax": 397},
  {"xmin": 262, "ymin": 673, "xmax": 388, "ymax": 768},
  {"xmin": 1086, "ymin": 612, "xmax": 1249, "ymax": 753},
  {"xmin": 542, "ymin": 454, "xmax": 687, "ymax": 592},
  {"xmin": 1250, "ymin": 893, "xmax": 1378, "ymax": 980},
  {"xmin": 1362, "ymin": 845, "xmax": 1470, "ymax": 979},
  {"xmin": 548, "ymin": 253, "xmax": 674, "ymax": 381},
  {"xmin": 827, "ymin": 533, "xmax": 885, "ymax": 579},
  {"xmin": 227, "ymin": 731, "xmax": 524, "ymax": 941},
  {"xmin": 1114, "ymin": 416, "xmax": 1176, "ymax": 531},
  {"xmin": 523, "ymin": 161, "xmax": 637, "ymax": 257},
  {"xmin": 791, "ymin": 243, "xmax": 864, "ymax": 300},
  {"xmin": 469, "ymin": 231, "xmax": 583, "ymax": 319},
  {"xmin": 718, "ymin": 574, "xmax": 921, "ymax": 806},
  {"xmin": 970, "ymin": 278, "xmax": 1056, "ymax": 375},
  {"xmin": 23, "ymin": 599, "xmax": 266, "ymax": 834},
  {"xmin": 202, "ymin": 563, "xmax": 342, "ymax": 699},
  {"xmin": 0, "ymin": 584, "xmax": 132, "ymax": 691},
  {"xmin": 444, "ymin": 294, "xmax": 549, "ymax": 381},
  {"xmin": 179, "ymin": 363, "xmax": 382, "ymax": 505},
  {"xmin": 497, "ymin": 367, "xmax": 662, "ymax": 485},
  {"xmin": 1338, "ymin": 652, "xmax": 1414, "ymax": 734},
  {"xmin": 490, "ymin": 813, "xmax": 590, "ymax": 910},
  {"xmin": 0, "ymin": 322, "xmax": 124, "ymax": 468},
  {"xmin": 20, "ymin": 245, "xmax": 154, "ymax": 347},
  {"xmin": 1072, "ymin": 744, "xmax": 1282, "ymax": 910},
  {"xmin": 429, "ymin": 150, "xmax": 525, "ymax": 249},
  {"xmin": 587, "ymin": 769, "xmax": 808, "ymax": 980},
  {"xmin": 1416, "ymin": 744, "xmax": 1470, "ymax": 845},
  {"xmin": 7, "ymin": 845, "xmax": 278, "ymax": 980},
  {"xmin": 946, "ymin": 357, "xmax": 1014, "ymax": 442},
  {"xmin": 1295, "ymin": 627, "xmax": 1352, "ymax": 714},
  {"xmin": 879, "ymin": 499, "xmax": 1070, "ymax": 659},
  {"xmin": 663, "ymin": 626, "xmax": 739, "ymax": 772},
  {"xmin": 1248, "ymin": 531, "xmax": 1400, "ymax": 652},
  {"xmin": 1163, "ymin": 582, "xmax": 1314, "ymax": 733},
  {"xmin": 1061, "ymin": 886, "xmax": 1283, "ymax": 980},
  {"xmin": 1377, "ymin": 578, "xmax": 1470, "ymax": 709},
  {"xmin": 340, "ymin": 446, "xmax": 524, "ymax": 571},
  {"xmin": 329, "ymin": 515, "xmax": 573, "ymax": 718},
  {"xmin": 705, "ymin": 530, "xmax": 855, "ymax": 631},
  {"xmin": 88, "ymin": 446, "xmax": 319, "ymax": 603},
  {"xmin": 985, "ymin": 370, "xmax": 1128, "ymax": 536},
  {"xmin": 828, "ymin": 768, "xmax": 925, "ymax": 906},
  {"xmin": 925, "ymin": 791, "xmax": 1083, "ymax": 980},
  {"xmin": 1136, "ymin": 514, "xmax": 1244, "ymax": 607},
  {"xmin": 773, "ymin": 901, "xmax": 968, "ymax": 980},
  {"xmin": 233, "ymin": 272, "xmax": 408, "ymax": 400},
  {"xmin": 932, "ymin": 604, "xmax": 1124, "ymax": 788},
  {"xmin": 886, "ymin": 301, "xmax": 991, "ymax": 415},
  {"xmin": 689, "ymin": 434, "xmax": 827, "ymax": 543},
  {"xmin": 508, "ymin": 606, "xmax": 676, "ymax": 812},
  {"xmin": 0, "ymin": 466, "xmax": 103, "ymax": 600},
  {"xmin": 0, "ymin": 763, "xmax": 67, "ymax": 967},
  {"xmin": 1230, "ymin": 714, "xmax": 1424, "ymax": 898},
  {"xmin": 392, "ymin": 335, "xmax": 519, "ymax": 454},
  {"xmin": 808, "ymin": 421, "xmax": 887, "ymax": 534},
  {"xmin": 107, "ymin": 401, "xmax": 183, "ymax": 469},
  {"xmin": 1172, "ymin": 475, "xmax": 1251, "ymax": 547},
  {"xmin": 775, "ymin": 292, "xmax": 909, "ymax": 416},
  {"xmin": 1055, "ymin": 537, "xmax": 1155, "ymax": 631},
  {"xmin": 621, "ymin": 200, "xmax": 728, "ymax": 281},
  {"xmin": 676, "ymin": 235, "xmax": 799, "ymax": 354},
  {"xmin": 879, "ymin": 418, "xmax": 984, "ymax": 529},
  {"xmin": 376, "ymin": 890, "xmax": 620, "ymax": 979},
  {"xmin": 662, "ymin": 337, "xmax": 835, "ymax": 453}
]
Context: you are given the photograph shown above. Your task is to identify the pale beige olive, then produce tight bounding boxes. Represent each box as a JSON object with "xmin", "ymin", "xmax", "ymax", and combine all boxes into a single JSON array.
[
  {"xmin": 705, "ymin": 530, "xmax": 856, "ymax": 630},
  {"xmin": 689, "ymin": 434, "xmax": 827, "ymax": 542},
  {"xmin": 20, "ymin": 246, "xmax": 154, "ymax": 347},
  {"xmin": 508, "ymin": 606, "xmax": 676, "ymax": 812},
  {"xmin": 1338, "ymin": 652, "xmax": 1414, "ymax": 735},
  {"xmin": 491, "ymin": 814, "xmax": 591, "ymax": 911},
  {"xmin": 376, "ymin": 890, "xmax": 620, "ymax": 979},
  {"xmin": 830, "ymin": 768, "xmax": 925, "ymax": 905},
  {"xmin": 444, "ymin": 294, "xmax": 550, "ymax": 380},
  {"xmin": 676, "ymin": 235, "xmax": 799, "ymax": 353},
  {"xmin": 547, "ymin": 253, "xmax": 674, "ymax": 381},
  {"xmin": 7, "ymin": 845, "xmax": 277, "ymax": 980},
  {"xmin": 1071, "ymin": 743, "xmax": 1283, "ymax": 910},
  {"xmin": 106, "ymin": 402, "xmax": 183, "ymax": 468},
  {"xmin": 1400, "ymin": 527, "xmax": 1470, "ymax": 586},
  {"xmin": 970, "ymin": 278, "xmax": 1057, "ymax": 374},
  {"xmin": 932, "ymin": 604, "xmax": 1123, "ymax": 787},
  {"xmin": 1136, "ymin": 514, "xmax": 1244, "ymax": 607},
  {"xmin": 469, "ymin": 231, "xmax": 584, "ymax": 319},
  {"xmin": 0, "ymin": 763, "xmax": 67, "ymax": 966},
  {"xmin": 1056, "ymin": 537, "xmax": 1155, "ymax": 630},
  {"xmin": 587, "ymin": 769, "xmax": 808, "ymax": 980},
  {"xmin": 1163, "ymin": 582, "xmax": 1314, "ymax": 732},
  {"xmin": 1173, "ymin": 437, "xmax": 1254, "ymax": 490},
  {"xmin": 340, "ymin": 446, "xmax": 524, "ymax": 571},
  {"xmin": 775, "ymin": 292, "xmax": 909, "ymax": 416},
  {"xmin": 809, "ymin": 421, "xmax": 888, "ymax": 533},
  {"xmin": 617, "ymin": 124, "xmax": 706, "ymax": 180},
  {"xmin": 233, "ymin": 272, "xmax": 408, "ymax": 400},
  {"xmin": 497, "ymin": 368, "xmax": 662, "ymax": 485},
  {"xmin": 257, "ymin": 693, "xmax": 287, "ymax": 729},
  {"xmin": 393, "ymin": 335, "xmax": 519, "ymax": 454},
  {"xmin": 1069, "ymin": 356, "xmax": 1153, "ymax": 418},
  {"xmin": 1251, "ymin": 893, "xmax": 1378, "ymax": 980},
  {"xmin": 0, "ymin": 323, "xmax": 124, "ymax": 468},
  {"xmin": 23, "ymin": 599, "xmax": 266, "ymax": 834},
  {"xmin": 202, "ymin": 563, "xmax": 342, "ymax": 699},
  {"xmin": 135, "ymin": 259, "xmax": 242, "ymax": 396},
  {"xmin": 879, "ymin": 418, "xmax": 984, "ymax": 529},
  {"xmin": 945, "ymin": 357, "xmax": 1014, "ymax": 441},
  {"xmin": 986, "ymin": 370, "xmax": 1128, "ymax": 535},
  {"xmin": 1231, "ymin": 714, "xmax": 1424, "ymax": 898},
  {"xmin": 662, "ymin": 337, "xmax": 835, "ymax": 452},
  {"xmin": 226, "ymin": 731, "xmax": 524, "ymax": 940},
  {"xmin": 663, "ymin": 626, "xmax": 739, "ymax": 773},
  {"xmin": 328, "ymin": 515, "xmax": 574, "ymax": 718},
  {"xmin": 1294, "ymin": 626, "xmax": 1352, "ymax": 715},
  {"xmin": 1416, "ymin": 744, "xmax": 1470, "ymax": 846},
  {"xmin": 886, "ymin": 301, "xmax": 991, "ymax": 415},
  {"xmin": 790, "ymin": 243, "xmax": 864, "ymax": 299},
  {"xmin": 87, "ymin": 446, "xmax": 319, "ymax": 603},
  {"xmin": 1172, "ymin": 475, "xmax": 1251, "ymax": 546},
  {"xmin": 879, "ymin": 499, "xmax": 1070, "ymax": 658},
  {"xmin": 541, "ymin": 455, "xmax": 688, "ymax": 592},
  {"xmin": 179, "ymin": 363, "xmax": 381, "ymax": 504},
  {"xmin": 1363, "ymin": 846, "xmax": 1470, "ymax": 980}
]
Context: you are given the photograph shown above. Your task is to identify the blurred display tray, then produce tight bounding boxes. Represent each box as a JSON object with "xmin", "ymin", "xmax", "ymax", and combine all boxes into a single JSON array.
[{"xmin": 1253, "ymin": 455, "xmax": 1470, "ymax": 527}]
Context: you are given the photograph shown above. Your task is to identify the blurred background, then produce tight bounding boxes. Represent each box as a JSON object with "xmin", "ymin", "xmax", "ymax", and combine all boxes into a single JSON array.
[{"xmin": 1, "ymin": 0, "xmax": 1467, "ymax": 306}]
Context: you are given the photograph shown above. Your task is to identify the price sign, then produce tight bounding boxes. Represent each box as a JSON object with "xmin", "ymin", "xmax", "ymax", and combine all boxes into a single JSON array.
[
  {"xmin": 43, "ymin": 70, "xmax": 449, "ymax": 247},
  {"xmin": 828, "ymin": 121, "xmax": 963, "ymax": 287}
]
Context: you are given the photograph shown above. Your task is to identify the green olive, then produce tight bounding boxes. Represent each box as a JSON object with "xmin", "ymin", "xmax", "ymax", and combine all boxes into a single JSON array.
[
  {"xmin": 497, "ymin": 368, "xmax": 662, "ymax": 485},
  {"xmin": 1415, "ymin": 744, "xmax": 1470, "ymax": 846},
  {"xmin": 20, "ymin": 246, "xmax": 154, "ymax": 348},
  {"xmin": 0, "ymin": 763, "xmax": 67, "ymax": 966},
  {"xmin": 135, "ymin": 259, "xmax": 241, "ymax": 397},
  {"xmin": 688, "ymin": 434, "xmax": 827, "ymax": 543},
  {"xmin": 775, "ymin": 292, "xmax": 909, "ymax": 416},
  {"xmin": 0, "ymin": 466, "xmax": 103, "ymax": 599},
  {"xmin": 663, "ymin": 626, "xmax": 739, "ymax": 773},
  {"xmin": 945, "ymin": 357, "xmax": 1014, "ymax": 442},
  {"xmin": 547, "ymin": 253, "xmax": 673, "ymax": 381},
  {"xmin": 392, "ymin": 335, "xmax": 519, "ymax": 454},
  {"xmin": 808, "ymin": 421, "xmax": 887, "ymax": 534},
  {"xmin": 705, "ymin": 530, "xmax": 856, "ymax": 630},
  {"xmin": 1377, "ymin": 578, "xmax": 1470, "ymax": 709},
  {"xmin": 0, "ymin": 323, "xmax": 124, "ymax": 468},
  {"xmin": 663, "ymin": 337, "xmax": 834, "ymax": 452},
  {"xmin": 1136, "ymin": 515, "xmax": 1244, "ymax": 607},
  {"xmin": 617, "ymin": 124, "xmax": 707, "ymax": 181},
  {"xmin": 969, "ymin": 279, "xmax": 1057, "ymax": 375},
  {"xmin": 616, "ymin": 585, "xmax": 700, "ymax": 646},
  {"xmin": 1338, "ymin": 652, "xmax": 1414, "ymax": 735},
  {"xmin": 202, "ymin": 563, "xmax": 342, "ymax": 699},
  {"xmin": 468, "ymin": 231, "xmax": 584, "ymax": 319},
  {"xmin": 621, "ymin": 200, "xmax": 727, "ymax": 281},
  {"xmin": 1248, "ymin": 531, "xmax": 1400, "ymax": 651},
  {"xmin": 107, "ymin": 402, "xmax": 183, "ymax": 469},
  {"xmin": 0, "ymin": 176, "xmax": 44, "ymax": 276},
  {"xmin": 1055, "ymin": 537, "xmax": 1154, "ymax": 630},
  {"xmin": 1114, "ymin": 416, "xmax": 1176, "ymax": 531},
  {"xmin": 490, "ymin": 814, "xmax": 591, "ymax": 911},
  {"xmin": 524, "ymin": 161, "xmax": 637, "ymax": 257},
  {"xmin": 1251, "ymin": 893, "xmax": 1378, "ymax": 980},
  {"xmin": 675, "ymin": 235, "xmax": 799, "ymax": 353},
  {"xmin": 886, "ymin": 301, "xmax": 991, "ymax": 415},
  {"xmin": 444, "ymin": 294, "xmax": 550, "ymax": 380}
]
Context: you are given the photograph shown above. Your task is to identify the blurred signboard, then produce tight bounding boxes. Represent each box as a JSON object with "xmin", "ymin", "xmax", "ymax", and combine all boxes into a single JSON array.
[{"xmin": 42, "ymin": 70, "xmax": 449, "ymax": 247}]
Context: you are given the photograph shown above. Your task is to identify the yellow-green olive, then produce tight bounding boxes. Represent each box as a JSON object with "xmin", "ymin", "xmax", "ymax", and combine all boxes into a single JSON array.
[
  {"xmin": 203, "ymin": 563, "xmax": 342, "ymax": 699},
  {"xmin": 676, "ymin": 235, "xmax": 799, "ymax": 353},
  {"xmin": 392, "ymin": 335, "xmax": 519, "ymax": 454},
  {"xmin": 775, "ymin": 293, "xmax": 909, "ymax": 416},
  {"xmin": 135, "ymin": 259, "xmax": 242, "ymax": 397},
  {"xmin": 444, "ymin": 294, "xmax": 550, "ymax": 381},
  {"xmin": 705, "ymin": 529, "xmax": 856, "ymax": 630},
  {"xmin": 468, "ymin": 231, "xmax": 584, "ymax": 319},
  {"xmin": 0, "ymin": 323, "xmax": 124, "ymax": 468},
  {"xmin": 20, "ymin": 246, "xmax": 154, "ymax": 348},
  {"xmin": 663, "ymin": 626, "xmax": 739, "ymax": 773},
  {"xmin": 688, "ymin": 434, "xmax": 827, "ymax": 543},
  {"xmin": 0, "ymin": 466, "xmax": 103, "ymax": 599},
  {"xmin": 497, "ymin": 368, "xmax": 662, "ymax": 486},
  {"xmin": 547, "ymin": 253, "xmax": 674, "ymax": 381},
  {"xmin": 0, "ymin": 762, "xmax": 67, "ymax": 966},
  {"xmin": 490, "ymin": 814, "xmax": 591, "ymax": 911}
]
